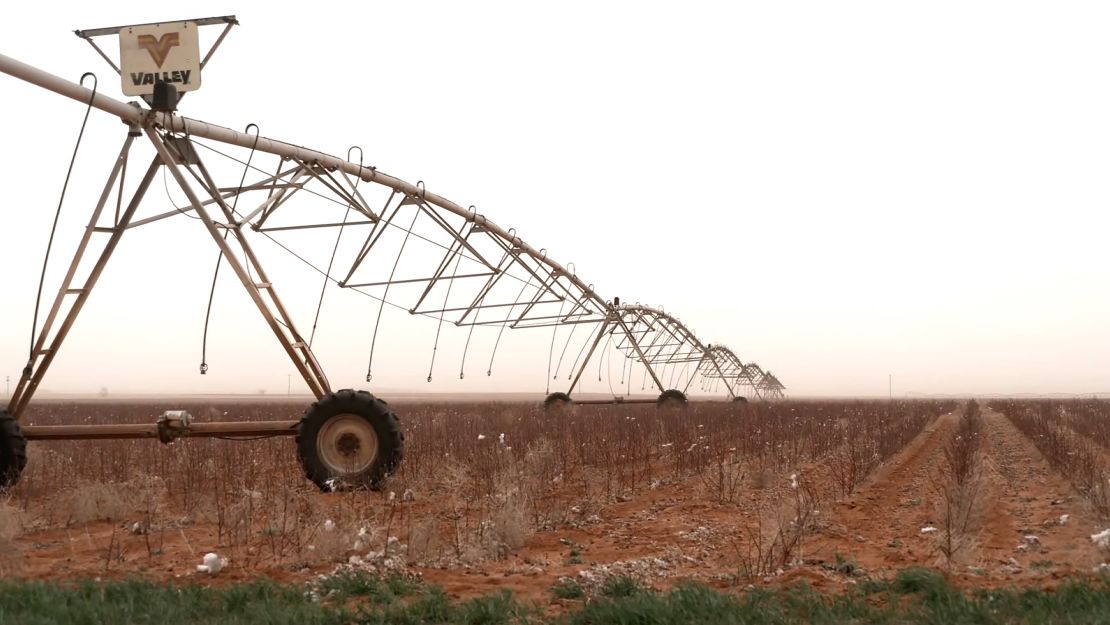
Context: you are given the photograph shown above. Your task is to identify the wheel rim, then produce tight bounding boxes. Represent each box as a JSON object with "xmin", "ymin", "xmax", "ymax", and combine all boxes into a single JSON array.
[{"xmin": 317, "ymin": 414, "xmax": 379, "ymax": 476}]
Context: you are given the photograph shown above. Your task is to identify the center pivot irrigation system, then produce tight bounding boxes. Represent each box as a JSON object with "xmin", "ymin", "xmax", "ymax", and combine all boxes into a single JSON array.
[{"xmin": 0, "ymin": 17, "xmax": 783, "ymax": 491}]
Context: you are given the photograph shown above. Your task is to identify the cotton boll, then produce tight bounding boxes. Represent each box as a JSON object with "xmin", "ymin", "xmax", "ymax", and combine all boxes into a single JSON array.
[
  {"xmin": 197, "ymin": 552, "xmax": 227, "ymax": 574},
  {"xmin": 1091, "ymin": 529, "xmax": 1110, "ymax": 548}
]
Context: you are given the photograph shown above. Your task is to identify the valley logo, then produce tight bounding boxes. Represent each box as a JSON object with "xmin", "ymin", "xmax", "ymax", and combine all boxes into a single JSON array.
[
  {"xmin": 138, "ymin": 33, "xmax": 180, "ymax": 68},
  {"xmin": 119, "ymin": 22, "xmax": 201, "ymax": 97}
]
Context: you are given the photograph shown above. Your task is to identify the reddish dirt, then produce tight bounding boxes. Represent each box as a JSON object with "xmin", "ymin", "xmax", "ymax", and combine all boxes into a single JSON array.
[
  {"xmin": 4, "ymin": 403, "xmax": 1109, "ymax": 603},
  {"xmin": 972, "ymin": 408, "xmax": 1106, "ymax": 575},
  {"xmin": 807, "ymin": 408, "xmax": 1107, "ymax": 585},
  {"xmin": 806, "ymin": 409, "xmax": 959, "ymax": 570}
]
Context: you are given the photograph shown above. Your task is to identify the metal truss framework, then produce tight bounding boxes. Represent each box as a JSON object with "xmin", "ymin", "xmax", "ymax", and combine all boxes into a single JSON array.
[{"xmin": 0, "ymin": 50, "xmax": 783, "ymax": 427}]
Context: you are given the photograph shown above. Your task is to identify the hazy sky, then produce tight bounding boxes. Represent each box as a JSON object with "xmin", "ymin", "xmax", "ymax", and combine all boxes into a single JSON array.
[{"xmin": 2, "ymin": 1, "xmax": 1109, "ymax": 398}]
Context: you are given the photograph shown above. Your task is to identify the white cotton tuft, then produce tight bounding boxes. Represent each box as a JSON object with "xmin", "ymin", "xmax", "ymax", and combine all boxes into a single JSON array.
[
  {"xmin": 1091, "ymin": 529, "xmax": 1110, "ymax": 548},
  {"xmin": 323, "ymin": 519, "xmax": 336, "ymax": 532},
  {"xmin": 197, "ymin": 552, "xmax": 227, "ymax": 574},
  {"xmin": 920, "ymin": 526, "xmax": 939, "ymax": 534}
]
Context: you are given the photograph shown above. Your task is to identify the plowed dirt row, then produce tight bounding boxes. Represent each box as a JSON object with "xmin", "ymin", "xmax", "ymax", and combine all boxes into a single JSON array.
[
  {"xmin": 806, "ymin": 410, "xmax": 958, "ymax": 570},
  {"xmin": 973, "ymin": 409, "xmax": 1105, "ymax": 576},
  {"xmin": 808, "ymin": 407, "xmax": 1107, "ymax": 584}
]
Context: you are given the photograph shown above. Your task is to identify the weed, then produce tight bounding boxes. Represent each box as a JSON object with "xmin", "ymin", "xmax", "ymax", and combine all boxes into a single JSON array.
[
  {"xmin": 567, "ymin": 547, "xmax": 583, "ymax": 565},
  {"xmin": 599, "ymin": 575, "xmax": 646, "ymax": 598},
  {"xmin": 316, "ymin": 570, "xmax": 415, "ymax": 604},
  {"xmin": 831, "ymin": 552, "xmax": 860, "ymax": 575},
  {"xmin": 550, "ymin": 577, "xmax": 584, "ymax": 600}
]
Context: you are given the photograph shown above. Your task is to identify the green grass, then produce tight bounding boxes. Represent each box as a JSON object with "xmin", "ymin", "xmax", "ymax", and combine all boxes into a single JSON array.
[
  {"xmin": 2, "ymin": 568, "xmax": 1110, "ymax": 624},
  {"xmin": 315, "ymin": 570, "xmax": 417, "ymax": 605},
  {"xmin": 598, "ymin": 575, "xmax": 647, "ymax": 598}
]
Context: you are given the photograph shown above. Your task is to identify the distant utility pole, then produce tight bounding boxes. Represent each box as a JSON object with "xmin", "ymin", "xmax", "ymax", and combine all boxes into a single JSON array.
[
  {"xmin": 888, "ymin": 374, "xmax": 892, "ymax": 401},
  {"xmin": 287, "ymin": 374, "xmax": 291, "ymax": 396}
]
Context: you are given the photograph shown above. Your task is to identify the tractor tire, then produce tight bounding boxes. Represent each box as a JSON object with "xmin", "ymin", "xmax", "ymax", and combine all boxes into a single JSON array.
[
  {"xmin": 543, "ymin": 392, "xmax": 574, "ymax": 412},
  {"xmin": 296, "ymin": 390, "xmax": 403, "ymax": 491},
  {"xmin": 656, "ymin": 389, "xmax": 688, "ymax": 409},
  {"xmin": 0, "ymin": 411, "xmax": 28, "ymax": 491}
]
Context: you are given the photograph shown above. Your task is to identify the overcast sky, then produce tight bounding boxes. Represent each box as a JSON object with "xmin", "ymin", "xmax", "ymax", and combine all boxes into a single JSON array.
[{"xmin": 1, "ymin": 1, "xmax": 1109, "ymax": 398}]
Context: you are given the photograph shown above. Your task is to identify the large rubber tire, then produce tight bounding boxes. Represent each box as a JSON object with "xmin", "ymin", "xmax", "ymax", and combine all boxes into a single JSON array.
[
  {"xmin": 543, "ymin": 392, "xmax": 574, "ymax": 412},
  {"xmin": 733, "ymin": 396, "xmax": 749, "ymax": 403},
  {"xmin": 296, "ymin": 390, "xmax": 403, "ymax": 491},
  {"xmin": 0, "ymin": 411, "xmax": 28, "ymax": 491},
  {"xmin": 656, "ymin": 389, "xmax": 688, "ymax": 409}
]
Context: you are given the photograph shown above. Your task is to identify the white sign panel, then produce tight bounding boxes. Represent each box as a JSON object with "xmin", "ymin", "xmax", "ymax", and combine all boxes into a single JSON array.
[{"xmin": 119, "ymin": 21, "xmax": 201, "ymax": 96}]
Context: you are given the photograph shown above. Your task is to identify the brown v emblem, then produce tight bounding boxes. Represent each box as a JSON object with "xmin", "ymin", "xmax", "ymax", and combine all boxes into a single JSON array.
[{"xmin": 137, "ymin": 33, "xmax": 181, "ymax": 68}]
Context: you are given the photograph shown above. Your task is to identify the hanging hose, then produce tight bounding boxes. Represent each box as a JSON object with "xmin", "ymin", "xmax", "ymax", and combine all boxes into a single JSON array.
[
  {"xmin": 552, "ymin": 317, "xmax": 579, "ymax": 380},
  {"xmin": 309, "ymin": 146, "xmax": 363, "ymax": 349},
  {"xmin": 598, "ymin": 333, "xmax": 612, "ymax": 381},
  {"xmin": 605, "ymin": 336, "xmax": 616, "ymax": 396},
  {"xmin": 544, "ymin": 299, "xmax": 567, "ymax": 394},
  {"xmin": 456, "ymin": 207, "xmax": 492, "ymax": 380},
  {"xmin": 459, "ymin": 322, "xmax": 476, "ymax": 379},
  {"xmin": 566, "ymin": 320, "xmax": 599, "ymax": 380},
  {"xmin": 28, "ymin": 72, "xmax": 97, "ymax": 376},
  {"xmin": 619, "ymin": 348, "xmax": 627, "ymax": 386},
  {"xmin": 367, "ymin": 201, "xmax": 422, "ymax": 381},
  {"xmin": 427, "ymin": 247, "xmax": 464, "ymax": 382},
  {"xmin": 199, "ymin": 124, "xmax": 259, "ymax": 374},
  {"xmin": 487, "ymin": 254, "xmax": 537, "ymax": 376}
]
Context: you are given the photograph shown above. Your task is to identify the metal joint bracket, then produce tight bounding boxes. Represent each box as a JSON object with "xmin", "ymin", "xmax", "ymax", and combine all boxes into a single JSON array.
[{"xmin": 157, "ymin": 410, "xmax": 193, "ymax": 444}]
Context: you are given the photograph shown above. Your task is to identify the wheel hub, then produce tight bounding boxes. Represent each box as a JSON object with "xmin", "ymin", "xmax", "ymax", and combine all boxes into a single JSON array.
[{"xmin": 317, "ymin": 414, "xmax": 378, "ymax": 476}]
